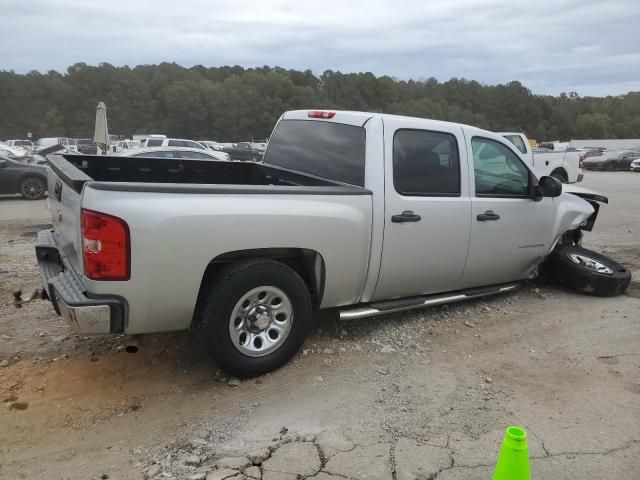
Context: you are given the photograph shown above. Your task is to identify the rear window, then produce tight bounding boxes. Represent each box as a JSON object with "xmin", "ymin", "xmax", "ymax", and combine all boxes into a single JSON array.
[{"xmin": 263, "ymin": 119, "xmax": 366, "ymax": 187}]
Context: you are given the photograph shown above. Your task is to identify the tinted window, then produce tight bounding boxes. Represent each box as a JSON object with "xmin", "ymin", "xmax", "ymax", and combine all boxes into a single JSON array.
[
  {"xmin": 472, "ymin": 137, "xmax": 530, "ymax": 196},
  {"xmin": 393, "ymin": 129, "xmax": 460, "ymax": 196},
  {"xmin": 147, "ymin": 139, "xmax": 163, "ymax": 147},
  {"xmin": 133, "ymin": 151, "xmax": 176, "ymax": 158},
  {"xmin": 263, "ymin": 120, "xmax": 366, "ymax": 186},
  {"xmin": 177, "ymin": 151, "xmax": 213, "ymax": 160}
]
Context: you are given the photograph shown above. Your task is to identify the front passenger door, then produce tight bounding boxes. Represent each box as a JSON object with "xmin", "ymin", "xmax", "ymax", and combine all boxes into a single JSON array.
[{"xmin": 461, "ymin": 136, "xmax": 555, "ymax": 288}]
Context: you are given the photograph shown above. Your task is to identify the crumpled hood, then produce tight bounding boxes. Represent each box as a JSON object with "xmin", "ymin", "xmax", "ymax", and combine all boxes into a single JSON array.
[{"xmin": 562, "ymin": 184, "xmax": 608, "ymax": 204}]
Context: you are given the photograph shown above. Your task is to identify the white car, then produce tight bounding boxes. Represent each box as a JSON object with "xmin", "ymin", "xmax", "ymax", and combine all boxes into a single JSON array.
[
  {"xmin": 5, "ymin": 139, "xmax": 35, "ymax": 153},
  {"xmin": 500, "ymin": 132, "xmax": 582, "ymax": 183},
  {"xmin": 116, "ymin": 146, "xmax": 230, "ymax": 162},
  {"xmin": 0, "ymin": 141, "xmax": 29, "ymax": 159},
  {"xmin": 631, "ymin": 158, "xmax": 640, "ymax": 171},
  {"xmin": 199, "ymin": 140, "xmax": 225, "ymax": 151},
  {"xmin": 141, "ymin": 138, "xmax": 206, "ymax": 150}
]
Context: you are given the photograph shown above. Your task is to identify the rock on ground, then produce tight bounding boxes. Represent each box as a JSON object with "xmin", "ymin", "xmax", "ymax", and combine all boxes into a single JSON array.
[
  {"xmin": 244, "ymin": 466, "xmax": 261, "ymax": 479},
  {"xmin": 262, "ymin": 442, "xmax": 321, "ymax": 477}
]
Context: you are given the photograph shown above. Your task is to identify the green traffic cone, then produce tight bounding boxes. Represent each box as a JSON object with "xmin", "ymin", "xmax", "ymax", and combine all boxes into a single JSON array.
[{"xmin": 492, "ymin": 426, "xmax": 530, "ymax": 480}]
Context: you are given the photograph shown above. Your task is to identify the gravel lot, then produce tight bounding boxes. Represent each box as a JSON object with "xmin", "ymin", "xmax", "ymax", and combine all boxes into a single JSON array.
[{"xmin": 0, "ymin": 172, "xmax": 639, "ymax": 480}]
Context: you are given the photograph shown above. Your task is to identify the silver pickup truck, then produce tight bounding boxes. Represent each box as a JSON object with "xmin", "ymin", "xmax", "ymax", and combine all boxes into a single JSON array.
[{"xmin": 36, "ymin": 110, "xmax": 630, "ymax": 377}]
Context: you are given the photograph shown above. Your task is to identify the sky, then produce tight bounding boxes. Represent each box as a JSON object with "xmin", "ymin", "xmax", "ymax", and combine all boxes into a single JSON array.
[{"xmin": 2, "ymin": 0, "xmax": 639, "ymax": 97}]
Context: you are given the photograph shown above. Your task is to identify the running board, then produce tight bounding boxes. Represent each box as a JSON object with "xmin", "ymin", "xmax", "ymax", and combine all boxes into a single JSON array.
[{"xmin": 338, "ymin": 282, "xmax": 520, "ymax": 320}]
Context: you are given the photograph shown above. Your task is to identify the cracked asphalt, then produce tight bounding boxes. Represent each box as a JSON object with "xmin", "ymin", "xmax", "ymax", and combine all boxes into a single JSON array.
[{"xmin": 0, "ymin": 172, "xmax": 639, "ymax": 479}]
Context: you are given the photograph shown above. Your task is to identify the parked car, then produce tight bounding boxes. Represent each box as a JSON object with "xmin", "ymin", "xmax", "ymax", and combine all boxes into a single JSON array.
[
  {"xmin": 116, "ymin": 146, "xmax": 230, "ymax": 162},
  {"xmin": 36, "ymin": 110, "xmax": 629, "ymax": 378},
  {"xmin": 199, "ymin": 140, "xmax": 225, "ymax": 151},
  {"xmin": 0, "ymin": 155, "xmax": 48, "ymax": 199},
  {"xmin": 630, "ymin": 158, "xmax": 640, "ymax": 171},
  {"xmin": 110, "ymin": 140, "xmax": 141, "ymax": 153},
  {"xmin": 500, "ymin": 133, "xmax": 582, "ymax": 183},
  {"xmin": 5, "ymin": 139, "xmax": 35, "ymax": 153},
  {"xmin": 36, "ymin": 137, "xmax": 76, "ymax": 153},
  {"xmin": 583, "ymin": 150, "xmax": 640, "ymax": 171},
  {"xmin": 221, "ymin": 142, "xmax": 264, "ymax": 161},
  {"xmin": 1, "ymin": 141, "xmax": 30, "ymax": 159},
  {"xmin": 141, "ymin": 138, "xmax": 206, "ymax": 150},
  {"xmin": 75, "ymin": 139, "xmax": 98, "ymax": 154}
]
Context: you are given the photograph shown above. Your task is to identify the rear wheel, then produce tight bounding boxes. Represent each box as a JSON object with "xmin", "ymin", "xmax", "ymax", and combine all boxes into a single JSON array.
[
  {"xmin": 547, "ymin": 245, "xmax": 631, "ymax": 296},
  {"xmin": 198, "ymin": 259, "xmax": 313, "ymax": 377},
  {"xmin": 19, "ymin": 177, "xmax": 46, "ymax": 200}
]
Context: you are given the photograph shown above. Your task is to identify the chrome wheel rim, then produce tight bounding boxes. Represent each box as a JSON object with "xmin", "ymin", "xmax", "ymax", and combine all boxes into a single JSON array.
[
  {"xmin": 567, "ymin": 253, "xmax": 613, "ymax": 275},
  {"xmin": 229, "ymin": 286, "xmax": 294, "ymax": 357},
  {"xmin": 21, "ymin": 179, "xmax": 44, "ymax": 199}
]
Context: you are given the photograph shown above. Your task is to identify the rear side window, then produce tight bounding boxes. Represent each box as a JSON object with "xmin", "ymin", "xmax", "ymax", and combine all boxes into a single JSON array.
[
  {"xmin": 263, "ymin": 119, "xmax": 366, "ymax": 187},
  {"xmin": 393, "ymin": 129, "xmax": 460, "ymax": 196},
  {"xmin": 147, "ymin": 139, "xmax": 163, "ymax": 147}
]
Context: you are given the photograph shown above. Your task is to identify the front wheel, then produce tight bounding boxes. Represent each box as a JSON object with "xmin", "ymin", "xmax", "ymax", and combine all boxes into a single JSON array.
[
  {"xmin": 19, "ymin": 177, "xmax": 46, "ymax": 200},
  {"xmin": 198, "ymin": 260, "xmax": 313, "ymax": 377},
  {"xmin": 546, "ymin": 245, "xmax": 631, "ymax": 297}
]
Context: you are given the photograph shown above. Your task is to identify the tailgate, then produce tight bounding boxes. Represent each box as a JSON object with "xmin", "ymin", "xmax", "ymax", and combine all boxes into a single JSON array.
[{"xmin": 47, "ymin": 154, "xmax": 92, "ymax": 273}]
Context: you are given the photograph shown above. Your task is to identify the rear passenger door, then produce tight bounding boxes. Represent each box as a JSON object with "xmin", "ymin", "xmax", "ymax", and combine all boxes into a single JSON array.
[
  {"xmin": 461, "ymin": 136, "xmax": 555, "ymax": 287},
  {"xmin": 373, "ymin": 119, "xmax": 472, "ymax": 301}
]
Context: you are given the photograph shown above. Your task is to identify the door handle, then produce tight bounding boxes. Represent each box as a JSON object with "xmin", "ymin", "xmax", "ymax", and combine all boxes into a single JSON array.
[
  {"xmin": 477, "ymin": 210, "xmax": 500, "ymax": 221},
  {"xmin": 392, "ymin": 210, "xmax": 422, "ymax": 223}
]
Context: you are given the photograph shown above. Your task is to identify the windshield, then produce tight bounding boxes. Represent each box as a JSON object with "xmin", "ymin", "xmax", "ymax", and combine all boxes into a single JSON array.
[{"xmin": 263, "ymin": 119, "xmax": 366, "ymax": 187}]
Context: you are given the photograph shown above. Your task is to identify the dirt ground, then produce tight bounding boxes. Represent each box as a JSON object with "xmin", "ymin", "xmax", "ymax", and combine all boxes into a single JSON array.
[{"xmin": 0, "ymin": 172, "xmax": 639, "ymax": 480}]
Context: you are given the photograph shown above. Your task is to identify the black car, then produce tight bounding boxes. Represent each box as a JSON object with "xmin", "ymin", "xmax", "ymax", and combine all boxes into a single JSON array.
[
  {"xmin": 0, "ymin": 156, "xmax": 48, "ymax": 199},
  {"xmin": 75, "ymin": 138, "xmax": 98, "ymax": 154},
  {"xmin": 221, "ymin": 142, "xmax": 263, "ymax": 161},
  {"xmin": 583, "ymin": 150, "xmax": 640, "ymax": 171}
]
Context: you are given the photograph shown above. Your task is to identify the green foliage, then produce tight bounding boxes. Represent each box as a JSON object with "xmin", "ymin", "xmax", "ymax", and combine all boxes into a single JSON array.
[{"xmin": 0, "ymin": 63, "xmax": 638, "ymax": 141}]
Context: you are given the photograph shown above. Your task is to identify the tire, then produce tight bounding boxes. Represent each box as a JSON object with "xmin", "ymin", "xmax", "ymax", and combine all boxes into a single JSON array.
[
  {"xmin": 19, "ymin": 176, "xmax": 46, "ymax": 200},
  {"xmin": 199, "ymin": 259, "xmax": 313, "ymax": 377},
  {"xmin": 547, "ymin": 245, "xmax": 631, "ymax": 297},
  {"xmin": 550, "ymin": 170, "xmax": 568, "ymax": 183}
]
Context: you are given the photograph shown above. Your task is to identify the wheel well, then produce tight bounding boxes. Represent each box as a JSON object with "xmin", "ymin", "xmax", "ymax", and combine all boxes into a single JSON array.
[
  {"xmin": 20, "ymin": 174, "xmax": 47, "ymax": 184},
  {"xmin": 194, "ymin": 248, "xmax": 325, "ymax": 323},
  {"xmin": 550, "ymin": 167, "xmax": 568, "ymax": 181}
]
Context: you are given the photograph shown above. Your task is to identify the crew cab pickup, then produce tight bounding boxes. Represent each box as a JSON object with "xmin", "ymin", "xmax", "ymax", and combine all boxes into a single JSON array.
[
  {"xmin": 37, "ymin": 110, "xmax": 607, "ymax": 377},
  {"xmin": 500, "ymin": 132, "xmax": 583, "ymax": 183}
]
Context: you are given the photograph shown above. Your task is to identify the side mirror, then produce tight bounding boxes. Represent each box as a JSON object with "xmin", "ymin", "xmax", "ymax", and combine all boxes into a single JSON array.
[{"xmin": 538, "ymin": 176, "xmax": 562, "ymax": 198}]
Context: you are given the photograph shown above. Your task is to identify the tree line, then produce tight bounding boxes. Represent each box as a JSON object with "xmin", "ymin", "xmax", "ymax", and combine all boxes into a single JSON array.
[{"xmin": 1, "ymin": 62, "xmax": 639, "ymax": 142}]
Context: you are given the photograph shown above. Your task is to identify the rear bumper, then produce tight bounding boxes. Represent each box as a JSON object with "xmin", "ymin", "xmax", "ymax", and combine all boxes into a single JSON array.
[{"xmin": 35, "ymin": 230, "xmax": 126, "ymax": 334}]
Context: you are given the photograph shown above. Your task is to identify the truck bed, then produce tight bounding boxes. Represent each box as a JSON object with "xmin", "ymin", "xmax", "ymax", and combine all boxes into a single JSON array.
[{"xmin": 51, "ymin": 154, "xmax": 359, "ymax": 193}]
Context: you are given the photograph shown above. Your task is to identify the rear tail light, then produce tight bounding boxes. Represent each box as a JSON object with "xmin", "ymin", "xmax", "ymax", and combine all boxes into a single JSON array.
[
  {"xmin": 579, "ymin": 155, "xmax": 585, "ymax": 169},
  {"xmin": 308, "ymin": 110, "xmax": 336, "ymax": 119},
  {"xmin": 81, "ymin": 209, "xmax": 130, "ymax": 281}
]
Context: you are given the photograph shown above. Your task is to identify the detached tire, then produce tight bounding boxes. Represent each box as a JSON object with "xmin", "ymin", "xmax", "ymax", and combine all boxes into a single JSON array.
[
  {"xmin": 199, "ymin": 260, "xmax": 313, "ymax": 377},
  {"xmin": 548, "ymin": 245, "xmax": 631, "ymax": 297}
]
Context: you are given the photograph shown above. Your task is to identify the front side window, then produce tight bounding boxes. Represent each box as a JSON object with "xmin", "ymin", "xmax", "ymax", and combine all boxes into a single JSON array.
[
  {"xmin": 393, "ymin": 129, "xmax": 460, "ymax": 196},
  {"xmin": 502, "ymin": 134, "xmax": 528, "ymax": 155},
  {"xmin": 147, "ymin": 139, "xmax": 163, "ymax": 147},
  {"xmin": 472, "ymin": 137, "xmax": 530, "ymax": 197}
]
